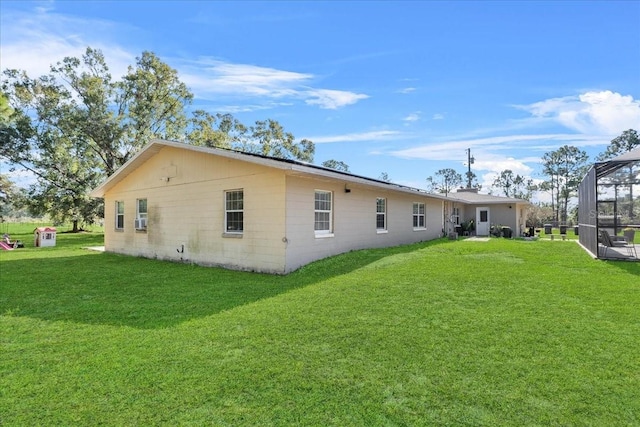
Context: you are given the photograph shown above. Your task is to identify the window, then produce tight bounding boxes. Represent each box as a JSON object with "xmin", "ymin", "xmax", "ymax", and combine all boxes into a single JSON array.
[
  {"xmin": 413, "ymin": 202, "xmax": 425, "ymax": 229},
  {"xmin": 452, "ymin": 207, "xmax": 460, "ymax": 225},
  {"xmin": 135, "ymin": 198, "xmax": 147, "ymax": 230},
  {"xmin": 115, "ymin": 201, "xmax": 124, "ymax": 230},
  {"xmin": 376, "ymin": 198, "xmax": 387, "ymax": 231},
  {"xmin": 314, "ymin": 190, "xmax": 333, "ymax": 235},
  {"xmin": 225, "ymin": 190, "xmax": 244, "ymax": 233}
]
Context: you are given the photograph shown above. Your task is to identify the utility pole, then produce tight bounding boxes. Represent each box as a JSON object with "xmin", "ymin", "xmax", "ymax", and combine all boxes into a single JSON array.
[{"xmin": 466, "ymin": 148, "xmax": 475, "ymax": 188}]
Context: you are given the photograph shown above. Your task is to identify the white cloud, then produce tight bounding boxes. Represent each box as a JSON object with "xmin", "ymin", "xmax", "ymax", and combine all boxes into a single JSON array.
[
  {"xmin": 390, "ymin": 133, "xmax": 609, "ymax": 163},
  {"xmin": 175, "ymin": 59, "xmax": 370, "ymax": 110},
  {"xmin": 181, "ymin": 59, "xmax": 312, "ymax": 98},
  {"xmin": 214, "ymin": 102, "xmax": 295, "ymax": 114},
  {"xmin": 519, "ymin": 91, "xmax": 640, "ymax": 135},
  {"xmin": 403, "ymin": 112, "xmax": 421, "ymax": 122},
  {"xmin": 393, "ymin": 134, "xmax": 561, "ymax": 161},
  {"xmin": 304, "ymin": 89, "xmax": 369, "ymax": 110},
  {"xmin": 0, "ymin": 7, "xmax": 135, "ymax": 78},
  {"xmin": 432, "ymin": 113, "xmax": 445, "ymax": 120},
  {"xmin": 397, "ymin": 87, "xmax": 416, "ymax": 94},
  {"xmin": 473, "ymin": 156, "xmax": 533, "ymax": 176},
  {"xmin": 307, "ymin": 130, "xmax": 402, "ymax": 144},
  {"xmin": 389, "ymin": 90, "xmax": 639, "ymax": 193},
  {"xmin": 388, "ymin": 132, "xmax": 596, "ymax": 185},
  {"xmin": 1, "ymin": 6, "xmax": 368, "ymax": 112}
]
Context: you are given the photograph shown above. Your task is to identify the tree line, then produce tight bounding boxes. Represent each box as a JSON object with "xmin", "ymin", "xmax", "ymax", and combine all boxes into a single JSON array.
[
  {"xmin": 1, "ymin": 48, "xmax": 638, "ymax": 229},
  {"xmin": 426, "ymin": 129, "xmax": 639, "ymax": 225},
  {"xmin": 0, "ymin": 48, "xmax": 315, "ymax": 231}
]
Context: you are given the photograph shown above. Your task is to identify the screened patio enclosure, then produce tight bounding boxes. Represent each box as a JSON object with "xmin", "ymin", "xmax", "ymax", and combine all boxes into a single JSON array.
[{"xmin": 578, "ymin": 146, "xmax": 640, "ymax": 260}]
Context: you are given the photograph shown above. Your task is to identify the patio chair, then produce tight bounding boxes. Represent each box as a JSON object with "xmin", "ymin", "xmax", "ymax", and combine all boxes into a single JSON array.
[
  {"xmin": 623, "ymin": 229, "xmax": 637, "ymax": 258},
  {"xmin": 599, "ymin": 229, "xmax": 636, "ymax": 258}
]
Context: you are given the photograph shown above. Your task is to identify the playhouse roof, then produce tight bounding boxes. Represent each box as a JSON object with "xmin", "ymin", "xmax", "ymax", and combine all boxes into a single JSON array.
[{"xmin": 34, "ymin": 227, "xmax": 56, "ymax": 232}]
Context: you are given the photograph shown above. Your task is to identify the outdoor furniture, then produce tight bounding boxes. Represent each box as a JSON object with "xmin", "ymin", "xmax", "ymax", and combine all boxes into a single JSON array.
[
  {"xmin": 623, "ymin": 229, "xmax": 637, "ymax": 258},
  {"xmin": 599, "ymin": 229, "xmax": 636, "ymax": 258}
]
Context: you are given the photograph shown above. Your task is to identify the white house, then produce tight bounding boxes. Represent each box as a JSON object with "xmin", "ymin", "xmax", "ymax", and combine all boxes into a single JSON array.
[
  {"xmin": 90, "ymin": 139, "xmax": 449, "ymax": 274},
  {"xmin": 446, "ymin": 188, "xmax": 530, "ymax": 237}
]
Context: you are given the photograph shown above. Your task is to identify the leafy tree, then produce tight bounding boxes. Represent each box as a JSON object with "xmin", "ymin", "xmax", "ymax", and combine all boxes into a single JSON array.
[
  {"xmin": 2, "ymin": 48, "xmax": 193, "ymax": 229},
  {"xmin": 0, "ymin": 92, "xmax": 13, "ymax": 124},
  {"xmin": 0, "ymin": 174, "xmax": 26, "ymax": 220},
  {"xmin": 188, "ymin": 111, "xmax": 246, "ymax": 149},
  {"xmin": 597, "ymin": 129, "xmax": 639, "ymax": 219},
  {"xmin": 492, "ymin": 170, "xmax": 536, "ymax": 200},
  {"xmin": 322, "ymin": 159, "xmax": 350, "ymax": 172},
  {"xmin": 2, "ymin": 48, "xmax": 316, "ymax": 228},
  {"xmin": 464, "ymin": 170, "xmax": 482, "ymax": 190},
  {"xmin": 36, "ymin": 48, "xmax": 192, "ymax": 175},
  {"xmin": 556, "ymin": 146, "xmax": 590, "ymax": 223},
  {"xmin": 492, "ymin": 170, "xmax": 517, "ymax": 197},
  {"xmin": 247, "ymin": 119, "xmax": 314, "ymax": 162},
  {"xmin": 119, "ymin": 51, "xmax": 192, "ymax": 152},
  {"xmin": 526, "ymin": 203, "xmax": 555, "ymax": 228},
  {"xmin": 540, "ymin": 151, "xmax": 560, "ymax": 222},
  {"xmin": 0, "ymin": 94, "xmax": 26, "ymax": 220},
  {"xmin": 597, "ymin": 129, "xmax": 639, "ymax": 161},
  {"xmin": 188, "ymin": 114, "xmax": 314, "ymax": 162},
  {"xmin": 426, "ymin": 168, "xmax": 462, "ymax": 196},
  {"xmin": 25, "ymin": 132, "xmax": 103, "ymax": 230},
  {"xmin": 541, "ymin": 145, "xmax": 589, "ymax": 223}
]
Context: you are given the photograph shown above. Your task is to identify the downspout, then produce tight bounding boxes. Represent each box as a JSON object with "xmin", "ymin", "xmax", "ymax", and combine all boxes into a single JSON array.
[{"xmin": 443, "ymin": 199, "xmax": 448, "ymax": 237}]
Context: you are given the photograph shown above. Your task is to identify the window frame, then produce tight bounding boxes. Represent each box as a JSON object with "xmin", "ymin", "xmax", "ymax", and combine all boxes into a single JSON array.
[
  {"xmin": 314, "ymin": 190, "xmax": 333, "ymax": 237},
  {"xmin": 115, "ymin": 200, "xmax": 125, "ymax": 230},
  {"xmin": 135, "ymin": 198, "xmax": 148, "ymax": 230},
  {"xmin": 376, "ymin": 197, "xmax": 387, "ymax": 233},
  {"xmin": 452, "ymin": 207, "xmax": 460, "ymax": 225},
  {"xmin": 224, "ymin": 189, "xmax": 244, "ymax": 235},
  {"xmin": 413, "ymin": 202, "xmax": 426, "ymax": 230}
]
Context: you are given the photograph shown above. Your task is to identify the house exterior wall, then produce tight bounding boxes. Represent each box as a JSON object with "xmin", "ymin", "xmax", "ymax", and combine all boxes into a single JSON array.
[
  {"xmin": 445, "ymin": 201, "xmax": 465, "ymax": 234},
  {"xmin": 489, "ymin": 205, "xmax": 518, "ymax": 232},
  {"xmin": 283, "ymin": 174, "xmax": 443, "ymax": 272},
  {"xmin": 458, "ymin": 205, "xmax": 474, "ymax": 229},
  {"xmin": 457, "ymin": 203, "xmax": 524, "ymax": 236},
  {"xmin": 102, "ymin": 146, "xmax": 288, "ymax": 273},
  {"xmin": 98, "ymin": 142, "xmax": 451, "ymax": 274}
]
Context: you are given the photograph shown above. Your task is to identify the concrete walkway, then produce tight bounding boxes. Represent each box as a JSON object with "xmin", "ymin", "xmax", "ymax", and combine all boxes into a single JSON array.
[{"xmin": 463, "ymin": 237, "xmax": 490, "ymax": 242}]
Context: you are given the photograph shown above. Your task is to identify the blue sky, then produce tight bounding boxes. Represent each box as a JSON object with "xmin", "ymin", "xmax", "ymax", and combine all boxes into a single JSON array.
[{"xmin": 2, "ymin": 0, "xmax": 639, "ymax": 198}]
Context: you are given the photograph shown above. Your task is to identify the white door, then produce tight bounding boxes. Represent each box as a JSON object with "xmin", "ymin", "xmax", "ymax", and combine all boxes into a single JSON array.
[{"xmin": 476, "ymin": 207, "xmax": 490, "ymax": 236}]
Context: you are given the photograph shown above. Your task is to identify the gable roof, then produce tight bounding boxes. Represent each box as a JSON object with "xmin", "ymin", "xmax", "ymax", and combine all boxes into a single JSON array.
[{"xmin": 90, "ymin": 139, "xmax": 450, "ymax": 200}]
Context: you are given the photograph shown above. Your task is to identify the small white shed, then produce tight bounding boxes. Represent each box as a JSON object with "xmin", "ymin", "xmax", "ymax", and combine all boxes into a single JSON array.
[{"xmin": 34, "ymin": 227, "xmax": 57, "ymax": 247}]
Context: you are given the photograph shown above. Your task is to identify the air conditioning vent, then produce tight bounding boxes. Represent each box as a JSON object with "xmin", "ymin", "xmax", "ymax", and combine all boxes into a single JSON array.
[{"xmin": 134, "ymin": 218, "xmax": 147, "ymax": 230}]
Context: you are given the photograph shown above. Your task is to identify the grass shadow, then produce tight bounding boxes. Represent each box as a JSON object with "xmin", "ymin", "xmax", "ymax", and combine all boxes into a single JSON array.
[
  {"xmin": 602, "ymin": 258, "xmax": 640, "ymax": 276},
  {"xmin": 1, "ymin": 238, "xmax": 449, "ymax": 329}
]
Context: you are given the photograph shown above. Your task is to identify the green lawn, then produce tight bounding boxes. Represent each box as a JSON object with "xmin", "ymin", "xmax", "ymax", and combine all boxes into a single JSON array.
[{"xmin": 1, "ymin": 226, "xmax": 639, "ymax": 426}]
